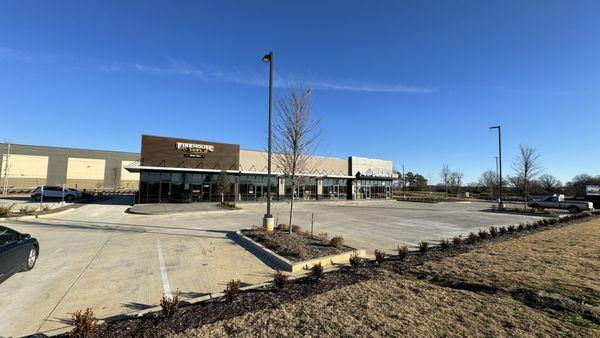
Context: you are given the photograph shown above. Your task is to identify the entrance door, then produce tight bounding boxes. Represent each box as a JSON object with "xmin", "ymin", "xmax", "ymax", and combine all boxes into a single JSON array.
[
  {"xmin": 386, "ymin": 186, "xmax": 391, "ymax": 198},
  {"xmin": 202, "ymin": 183, "xmax": 211, "ymax": 201},
  {"xmin": 332, "ymin": 185, "xmax": 339, "ymax": 199},
  {"xmin": 256, "ymin": 185, "xmax": 264, "ymax": 201},
  {"xmin": 363, "ymin": 186, "xmax": 371, "ymax": 199}
]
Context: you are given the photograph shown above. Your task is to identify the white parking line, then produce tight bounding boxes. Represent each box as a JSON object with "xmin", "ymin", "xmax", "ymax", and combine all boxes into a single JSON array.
[{"xmin": 156, "ymin": 239, "xmax": 172, "ymax": 298}]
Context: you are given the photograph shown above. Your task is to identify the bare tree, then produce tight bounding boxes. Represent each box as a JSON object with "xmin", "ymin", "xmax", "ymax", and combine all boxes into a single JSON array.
[
  {"xmin": 448, "ymin": 171, "xmax": 464, "ymax": 194},
  {"xmin": 538, "ymin": 174, "xmax": 561, "ymax": 194},
  {"xmin": 273, "ymin": 87, "xmax": 320, "ymax": 234},
  {"xmin": 440, "ymin": 164, "xmax": 451, "ymax": 195},
  {"xmin": 479, "ymin": 170, "xmax": 497, "ymax": 199},
  {"xmin": 512, "ymin": 145, "xmax": 542, "ymax": 207}
]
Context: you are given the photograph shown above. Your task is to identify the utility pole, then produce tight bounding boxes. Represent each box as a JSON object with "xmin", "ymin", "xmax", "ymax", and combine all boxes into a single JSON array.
[{"xmin": 2, "ymin": 141, "xmax": 10, "ymax": 195}]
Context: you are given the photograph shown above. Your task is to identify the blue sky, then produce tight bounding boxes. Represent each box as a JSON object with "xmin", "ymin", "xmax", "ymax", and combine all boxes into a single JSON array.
[{"xmin": 1, "ymin": 1, "xmax": 599, "ymax": 184}]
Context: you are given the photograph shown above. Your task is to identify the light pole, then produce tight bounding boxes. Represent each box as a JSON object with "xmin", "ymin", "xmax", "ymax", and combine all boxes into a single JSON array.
[
  {"xmin": 494, "ymin": 156, "xmax": 499, "ymax": 201},
  {"xmin": 490, "ymin": 125, "xmax": 503, "ymax": 208},
  {"xmin": 262, "ymin": 51, "xmax": 274, "ymax": 231}
]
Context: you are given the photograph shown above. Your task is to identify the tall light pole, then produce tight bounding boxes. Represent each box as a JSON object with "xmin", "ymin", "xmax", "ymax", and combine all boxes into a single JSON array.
[
  {"xmin": 262, "ymin": 51, "xmax": 274, "ymax": 231},
  {"xmin": 2, "ymin": 141, "xmax": 11, "ymax": 195},
  {"xmin": 494, "ymin": 156, "xmax": 499, "ymax": 201},
  {"xmin": 490, "ymin": 125, "xmax": 503, "ymax": 208}
]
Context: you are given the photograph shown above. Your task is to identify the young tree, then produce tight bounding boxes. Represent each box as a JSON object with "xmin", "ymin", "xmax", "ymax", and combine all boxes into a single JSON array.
[
  {"xmin": 512, "ymin": 145, "xmax": 542, "ymax": 207},
  {"xmin": 479, "ymin": 170, "xmax": 497, "ymax": 199},
  {"xmin": 273, "ymin": 87, "xmax": 320, "ymax": 234},
  {"xmin": 440, "ymin": 164, "xmax": 451, "ymax": 195},
  {"xmin": 448, "ymin": 171, "xmax": 464, "ymax": 194},
  {"xmin": 216, "ymin": 170, "xmax": 229, "ymax": 204},
  {"xmin": 538, "ymin": 174, "xmax": 561, "ymax": 194}
]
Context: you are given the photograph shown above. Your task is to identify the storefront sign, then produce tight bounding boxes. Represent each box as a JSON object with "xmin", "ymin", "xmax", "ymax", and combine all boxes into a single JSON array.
[
  {"xmin": 175, "ymin": 142, "xmax": 214, "ymax": 153},
  {"xmin": 184, "ymin": 153, "xmax": 205, "ymax": 158}
]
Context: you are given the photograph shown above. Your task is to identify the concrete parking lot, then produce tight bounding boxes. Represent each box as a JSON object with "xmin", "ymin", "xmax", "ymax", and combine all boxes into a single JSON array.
[{"xmin": 0, "ymin": 197, "xmax": 544, "ymax": 337}]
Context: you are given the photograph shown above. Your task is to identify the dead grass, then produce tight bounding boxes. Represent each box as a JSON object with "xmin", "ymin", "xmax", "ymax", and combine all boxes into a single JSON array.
[
  {"xmin": 415, "ymin": 218, "xmax": 600, "ymax": 306},
  {"xmin": 170, "ymin": 219, "xmax": 600, "ymax": 337}
]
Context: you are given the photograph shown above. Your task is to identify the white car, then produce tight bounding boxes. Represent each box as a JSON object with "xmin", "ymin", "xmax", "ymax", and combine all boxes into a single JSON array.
[{"xmin": 31, "ymin": 186, "xmax": 83, "ymax": 202}]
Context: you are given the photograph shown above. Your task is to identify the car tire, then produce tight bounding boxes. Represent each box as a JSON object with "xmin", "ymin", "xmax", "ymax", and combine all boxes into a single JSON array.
[
  {"xmin": 65, "ymin": 194, "xmax": 75, "ymax": 202},
  {"xmin": 24, "ymin": 246, "xmax": 38, "ymax": 271},
  {"xmin": 568, "ymin": 206, "xmax": 580, "ymax": 214},
  {"xmin": 33, "ymin": 194, "xmax": 41, "ymax": 201},
  {"xmin": 530, "ymin": 203, "xmax": 540, "ymax": 209}
]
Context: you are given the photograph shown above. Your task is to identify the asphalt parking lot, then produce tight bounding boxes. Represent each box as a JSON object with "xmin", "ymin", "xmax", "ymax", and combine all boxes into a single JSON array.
[{"xmin": 0, "ymin": 197, "xmax": 545, "ymax": 337}]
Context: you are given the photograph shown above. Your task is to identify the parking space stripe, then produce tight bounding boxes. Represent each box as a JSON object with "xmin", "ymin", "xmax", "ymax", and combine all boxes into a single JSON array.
[{"xmin": 156, "ymin": 239, "xmax": 172, "ymax": 297}]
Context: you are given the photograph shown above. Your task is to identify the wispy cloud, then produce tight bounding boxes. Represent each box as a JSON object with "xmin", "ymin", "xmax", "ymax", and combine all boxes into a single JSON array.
[{"xmin": 1, "ymin": 46, "xmax": 436, "ymax": 94}]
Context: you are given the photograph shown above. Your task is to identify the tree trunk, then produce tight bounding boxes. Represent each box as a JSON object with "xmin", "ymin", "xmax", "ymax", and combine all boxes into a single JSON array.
[
  {"xmin": 221, "ymin": 193, "xmax": 224, "ymax": 204},
  {"xmin": 288, "ymin": 191, "xmax": 294, "ymax": 234}
]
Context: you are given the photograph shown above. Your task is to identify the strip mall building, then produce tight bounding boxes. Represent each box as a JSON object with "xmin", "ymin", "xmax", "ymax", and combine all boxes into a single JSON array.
[
  {"xmin": 1, "ymin": 135, "xmax": 396, "ymax": 203},
  {"xmin": 124, "ymin": 135, "xmax": 395, "ymax": 203}
]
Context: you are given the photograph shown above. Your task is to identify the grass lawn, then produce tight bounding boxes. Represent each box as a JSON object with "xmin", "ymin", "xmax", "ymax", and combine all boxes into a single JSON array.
[{"xmin": 172, "ymin": 219, "xmax": 600, "ymax": 337}]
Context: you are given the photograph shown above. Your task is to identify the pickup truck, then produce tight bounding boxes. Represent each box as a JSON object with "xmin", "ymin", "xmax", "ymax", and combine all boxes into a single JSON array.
[{"xmin": 528, "ymin": 195, "xmax": 594, "ymax": 213}]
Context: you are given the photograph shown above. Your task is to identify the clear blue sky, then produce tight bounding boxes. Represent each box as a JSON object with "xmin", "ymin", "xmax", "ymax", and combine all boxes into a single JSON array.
[{"xmin": 1, "ymin": 1, "xmax": 599, "ymax": 184}]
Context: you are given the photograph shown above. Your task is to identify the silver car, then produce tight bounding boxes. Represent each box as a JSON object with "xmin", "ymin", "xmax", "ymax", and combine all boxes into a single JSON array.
[{"xmin": 31, "ymin": 186, "xmax": 83, "ymax": 202}]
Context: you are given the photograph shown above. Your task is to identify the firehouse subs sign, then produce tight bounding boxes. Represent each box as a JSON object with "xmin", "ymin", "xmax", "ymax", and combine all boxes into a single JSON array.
[{"xmin": 175, "ymin": 142, "xmax": 215, "ymax": 153}]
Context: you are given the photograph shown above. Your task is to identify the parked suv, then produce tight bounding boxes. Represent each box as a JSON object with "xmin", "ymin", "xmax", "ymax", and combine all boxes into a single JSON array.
[{"xmin": 31, "ymin": 186, "xmax": 83, "ymax": 202}]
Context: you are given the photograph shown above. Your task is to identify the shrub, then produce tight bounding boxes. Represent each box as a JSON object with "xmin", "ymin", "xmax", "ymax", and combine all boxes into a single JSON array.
[
  {"xmin": 397, "ymin": 245, "xmax": 409, "ymax": 261},
  {"xmin": 419, "ymin": 241, "xmax": 429, "ymax": 254},
  {"xmin": 517, "ymin": 223, "xmax": 525, "ymax": 231},
  {"xmin": 374, "ymin": 249, "xmax": 385, "ymax": 264},
  {"xmin": 276, "ymin": 223, "xmax": 289, "ymax": 231},
  {"xmin": 316, "ymin": 232, "xmax": 328, "ymax": 242},
  {"xmin": 349, "ymin": 252, "xmax": 362, "ymax": 268},
  {"xmin": 312, "ymin": 262, "xmax": 324, "ymax": 280},
  {"xmin": 440, "ymin": 238, "xmax": 450, "ymax": 249},
  {"xmin": 42, "ymin": 204, "xmax": 51, "ymax": 211},
  {"xmin": 330, "ymin": 236, "xmax": 344, "ymax": 249},
  {"xmin": 499, "ymin": 226, "xmax": 507, "ymax": 235},
  {"xmin": 160, "ymin": 291, "xmax": 180, "ymax": 317},
  {"xmin": 273, "ymin": 270, "xmax": 288, "ymax": 289},
  {"xmin": 478, "ymin": 229, "xmax": 488, "ymax": 239},
  {"xmin": 467, "ymin": 232, "xmax": 477, "ymax": 243},
  {"xmin": 0, "ymin": 204, "xmax": 14, "ymax": 216},
  {"xmin": 489, "ymin": 226, "xmax": 498, "ymax": 237},
  {"xmin": 507, "ymin": 224, "xmax": 516, "ymax": 232},
  {"xmin": 224, "ymin": 279, "xmax": 241, "ymax": 302},
  {"xmin": 69, "ymin": 308, "xmax": 97, "ymax": 337},
  {"xmin": 291, "ymin": 224, "xmax": 302, "ymax": 234},
  {"xmin": 19, "ymin": 205, "xmax": 36, "ymax": 214},
  {"xmin": 452, "ymin": 236, "xmax": 463, "ymax": 246}
]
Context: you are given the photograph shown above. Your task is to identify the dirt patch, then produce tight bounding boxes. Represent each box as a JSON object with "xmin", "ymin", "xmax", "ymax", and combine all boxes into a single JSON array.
[{"xmin": 242, "ymin": 228, "xmax": 349, "ymax": 262}]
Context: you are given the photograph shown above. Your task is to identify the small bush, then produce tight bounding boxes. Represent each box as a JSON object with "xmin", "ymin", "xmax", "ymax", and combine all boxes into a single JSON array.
[
  {"xmin": 312, "ymin": 262, "xmax": 324, "ymax": 280},
  {"xmin": 374, "ymin": 249, "xmax": 385, "ymax": 264},
  {"xmin": 397, "ymin": 245, "xmax": 409, "ymax": 261},
  {"xmin": 18, "ymin": 205, "xmax": 36, "ymax": 214},
  {"xmin": 507, "ymin": 224, "xmax": 516, "ymax": 232},
  {"xmin": 349, "ymin": 252, "xmax": 362, "ymax": 268},
  {"xmin": 0, "ymin": 204, "xmax": 14, "ymax": 216},
  {"xmin": 499, "ymin": 226, "xmax": 507, "ymax": 235},
  {"xmin": 42, "ymin": 204, "xmax": 51, "ymax": 211},
  {"xmin": 517, "ymin": 223, "xmax": 525, "ymax": 231},
  {"xmin": 330, "ymin": 235, "xmax": 344, "ymax": 249},
  {"xmin": 273, "ymin": 270, "xmax": 288, "ymax": 289},
  {"xmin": 489, "ymin": 226, "xmax": 498, "ymax": 237},
  {"xmin": 291, "ymin": 224, "xmax": 302, "ymax": 234},
  {"xmin": 316, "ymin": 232, "xmax": 328, "ymax": 242},
  {"xmin": 478, "ymin": 229, "xmax": 488, "ymax": 239},
  {"xmin": 419, "ymin": 241, "xmax": 429, "ymax": 254},
  {"xmin": 452, "ymin": 236, "xmax": 463, "ymax": 246},
  {"xmin": 224, "ymin": 279, "xmax": 241, "ymax": 302},
  {"xmin": 467, "ymin": 232, "xmax": 477, "ymax": 243},
  {"xmin": 160, "ymin": 291, "xmax": 180, "ymax": 317},
  {"xmin": 440, "ymin": 238, "xmax": 450, "ymax": 249},
  {"xmin": 69, "ymin": 308, "xmax": 97, "ymax": 337},
  {"xmin": 276, "ymin": 223, "xmax": 289, "ymax": 231}
]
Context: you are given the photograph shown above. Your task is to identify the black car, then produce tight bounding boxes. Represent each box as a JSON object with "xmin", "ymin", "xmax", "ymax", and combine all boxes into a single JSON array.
[{"xmin": 0, "ymin": 226, "xmax": 39, "ymax": 284}]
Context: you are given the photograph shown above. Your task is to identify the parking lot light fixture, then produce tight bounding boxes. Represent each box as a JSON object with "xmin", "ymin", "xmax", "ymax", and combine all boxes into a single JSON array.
[
  {"xmin": 489, "ymin": 125, "xmax": 503, "ymax": 209},
  {"xmin": 262, "ymin": 51, "xmax": 274, "ymax": 231}
]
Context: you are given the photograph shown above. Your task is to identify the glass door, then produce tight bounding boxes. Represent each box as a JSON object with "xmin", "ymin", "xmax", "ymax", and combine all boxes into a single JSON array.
[
  {"xmin": 363, "ymin": 186, "xmax": 371, "ymax": 199},
  {"xmin": 256, "ymin": 185, "xmax": 264, "ymax": 201},
  {"xmin": 332, "ymin": 185, "xmax": 339, "ymax": 199},
  {"xmin": 202, "ymin": 183, "xmax": 211, "ymax": 201}
]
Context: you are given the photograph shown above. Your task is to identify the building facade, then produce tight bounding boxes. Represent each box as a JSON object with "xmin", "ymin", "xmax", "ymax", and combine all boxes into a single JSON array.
[
  {"xmin": 126, "ymin": 135, "xmax": 395, "ymax": 204},
  {"xmin": 1, "ymin": 143, "xmax": 139, "ymax": 191}
]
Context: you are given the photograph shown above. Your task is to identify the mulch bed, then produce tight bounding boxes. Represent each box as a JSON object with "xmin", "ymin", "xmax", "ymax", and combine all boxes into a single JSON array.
[
  {"xmin": 63, "ymin": 212, "xmax": 599, "ymax": 337},
  {"xmin": 242, "ymin": 228, "xmax": 350, "ymax": 262}
]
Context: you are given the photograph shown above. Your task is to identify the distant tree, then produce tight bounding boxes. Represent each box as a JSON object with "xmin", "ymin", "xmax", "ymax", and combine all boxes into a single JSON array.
[
  {"xmin": 216, "ymin": 170, "xmax": 230, "ymax": 203},
  {"xmin": 440, "ymin": 164, "xmax": 451, "ymax": 195},
  {"xmin": 537, "ymin": 174, "xmax": 561, "ymax": 194},
  {"xmin": 414, "ymin": 174, "xmax": 428, "ymax": 191},
  {"xmin": 567, "ymin": 174, "xmax": 600, "ymax": 195},
  {"xmin": 512, "ymin": 145, "xmax": 542, "ymax": 207},
  {"xmin": 448, "ymin": 171, "xmax": 464, "ymax": 194},
  {"xmin": 273, "ymin": 86, "xmax": 320, "ymax": 234},
  {"xmin": 479, "ymin": 170, "xmax": 497, "ymax": 199}
]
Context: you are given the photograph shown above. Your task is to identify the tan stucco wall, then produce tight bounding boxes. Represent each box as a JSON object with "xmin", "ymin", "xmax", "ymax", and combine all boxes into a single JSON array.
[
  {"xmin": 350, "ymin": 156, "xmax": 393, "ymax": 177},
  {"xmin": 120, "ymin": 161, "xmax": 139, "ymax": 181},
  {"xmin": 1, "ymin": 154, "xmax": 49, "ymax": 179},
  {"xmin": 67, "ymin": 158, "xmax": 106, "ymax": 180},
  {"xmin": 239, "ymin": 149, "xmax": 347, "ymax": 176}
]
